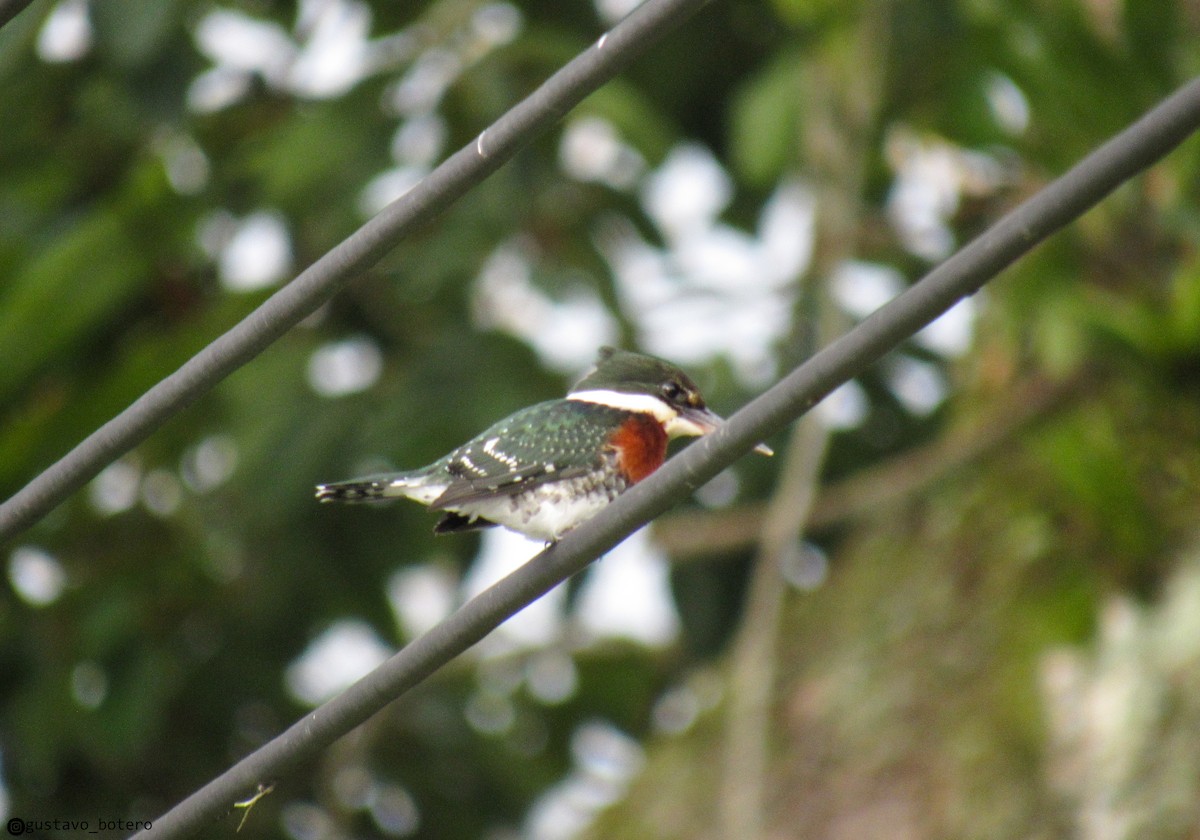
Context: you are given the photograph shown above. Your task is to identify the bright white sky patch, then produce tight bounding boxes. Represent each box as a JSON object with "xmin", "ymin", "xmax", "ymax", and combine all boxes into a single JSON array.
[
  {"xmin": 985, "ymin": 71, "xmax": 1030, "ymax": 135},
  {"xmin": 281, "ymin": 802, "xmax": 335, "ymax": 840},
  {"xmin": 190, "ymin": 0, "xmax": 400, "ymax": 110},
  {"xmin": 572, "ymin": 720, "xmax": 644, "ymax": 784},
  {"xmin": 830, "ymin": 261, "xmax": 977, "ymax": 358},
  {"xmin": 674, "ymin": 223, "xmax": 762, "ymax": 292},
  {"xmin": 369, "ymin": 783, "xmax": 421, "ymax": 837},
  {"xmin": 287, "ymin": 0, "xmax": 371, "ymax": 98},
  {"xmin": 574, "ymin": 529, "xmax": 679, "ymax": 647},
  {"xmin": 815, "ymin": 379, "xmax": 869, "ymax": 431},
  {"xmin": 831, "ymin": 260, "xmax": 905, "ymax": 319},
  {"xmin": 525, "ymin": 774, "xmax": 604, "ymax": 840},
  {"xmin": 758, "ymin": 180, "xmax": 816, "ymax": 287},
  {"xmin": 388, "ymin": 564, "xmax": 458, "ymax": 641},
  {"xmin": 180, "ymin": 435, "xmax": 239, "ymax": 493},
  {"xmin": 382, "ymin": 2, "xmax": 519, "ymax": 114},
  {"xmin": 153, "ymin": 131, "xmax": 211, "ymax": 196},
  {"xmin": 389, "ymin": 48, "xmax": 461, "ymax": 115},
  {"xmin": 471, "ymin": 3, "xmax": 523, "ymax": 49},
  {"xmin": 359, "ymin": 166, "xmax": 427, "ymax": 216},
  {"xmin": 593, "ymin": 0, "xmax": 646, "ymax": 25},
  {"xmin": 89, "ymin": 458, "xmax": 141, "ymax": 516},
  {"xmin": 526, "ymin": 650, "xmax": 578, "ymax": 705},
  {"xmin": 392, "ymin": 113, "xmax": 447, "ymax": 168},
  {"xmin": 286, "ymin": 619, "xmax": 393, "ymax": 706},
  {"xmin": 780, "ymin": 541, "xmax": 829, "ymax": 592},
  {"xmin": 308, "ymin": 336, "xmax": 384, "ymax": 397},
  {"xmin": 8, "ymin": 546, "xmax": 67, "ymax": 607},
  {"xmin": 886, "ymin": 129, "xmax": 961, "ymax": 261},
  {"xmin": 595, "ymin": 158, "xmax": 813, "ymax": 385},
  {"xmin": 461, "ymin": 530, "xmax": 567, "ymax": 655},
  {"xmin": 915, "ymin": 295, "xmax": 978, "ymax": 357},
  {"xmin": 37, "ymin": 0, "xmax": 92, "ymax": 63},
  {"xmin": 641, "ymin": 144, "xmax": 732, "ymax": 239},
  {"xmin": 559, "ymin": 117, "xmax": 644, "ymax": 190},
  {"xmin": 203, "ymin": 210, "xmax": 293, "ymax": 293},
  {"xmin": 524, "ymin": 720, "xmax": 645, "ymax": 840},
  {"xmin": 652, "ymin": 683, "xmax": 701, "ymax": 735},
  {"xmin": 473, "ymin": 241, "xmax": 618, "ymax": 373},
  {"xmin": 592, "ymin": 0, "xmax": 648, "ymax": 24},
  {"xmin": 694, "ymin": 467, "xmax": 740, "ymax": 509},
  {"xmin": 885, "ymin": 126, "xmax": 1009, "ymax": 262},
  {"xmin": 194, "ymin": 9, "xmax": 296, "ymax": 80},
  {"xmin": 187, "ymin": 66, "xmax": 253, "ymax": 114},
  {"xmin": 886, "ymin": 356, "xmax": 947, "ymax": 415},
  {"xmin": 652, "ymin": 672, "xmax": 723, "ymax": 735}
]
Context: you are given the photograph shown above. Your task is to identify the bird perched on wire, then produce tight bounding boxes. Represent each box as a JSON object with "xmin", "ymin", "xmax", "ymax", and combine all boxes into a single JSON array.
[{"xmin": 316, "ymin": 347, "xmax": 771, "ymax": 542}]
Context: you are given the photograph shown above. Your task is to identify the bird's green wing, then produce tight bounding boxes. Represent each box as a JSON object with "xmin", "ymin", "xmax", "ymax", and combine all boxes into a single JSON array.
[{"xmin": 428, "ymin": 399, "xmax": 623, "ymax": 510}]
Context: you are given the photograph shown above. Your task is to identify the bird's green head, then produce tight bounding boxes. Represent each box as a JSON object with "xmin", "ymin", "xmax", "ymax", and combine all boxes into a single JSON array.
[
  {"xmin": 570, "ymin": 347, "xmax": 703, "ymax": 405},
  {"xmin": 568, "ymin": 348, "xmax": 772, "ymax": 455}
]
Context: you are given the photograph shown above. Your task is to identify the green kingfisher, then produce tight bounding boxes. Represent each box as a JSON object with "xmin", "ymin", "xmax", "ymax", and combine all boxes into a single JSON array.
[{"xmin": 315, "ymin": 347, "xmax": 771, "ymax": 542}]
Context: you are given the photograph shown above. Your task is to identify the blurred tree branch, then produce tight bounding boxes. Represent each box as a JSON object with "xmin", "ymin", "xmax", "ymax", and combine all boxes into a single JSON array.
[
  {"xmin": 718, "ymin": 7, "xmax": 886, "ymax": 835},
  {"xmin": 653, "ymin": 374, "xmax": 1075, "ymax": 560}
]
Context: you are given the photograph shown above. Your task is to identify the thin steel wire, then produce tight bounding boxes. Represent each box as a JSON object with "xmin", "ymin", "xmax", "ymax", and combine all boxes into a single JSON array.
[
  {"xmin": 134, "ymin": 75, "xmax": 1200, "ymax": 840},
  {"xmin": 0, "ymin": 0, "xmax": 715, "ymax": 541},
  {"xmin": 0, "ymin": 0, "xmax": 36, "ymax": 31}
]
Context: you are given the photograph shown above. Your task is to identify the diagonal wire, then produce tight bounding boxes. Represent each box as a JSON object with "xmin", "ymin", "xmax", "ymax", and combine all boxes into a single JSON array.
[
  {"xmin": 0, "ymin": 0, "xmax": 36, "ymax": 32},
  {"xmin": 719, "ymin": 19, "xmax": 882, "ymax": 833},
  {"xmin": 0, "ymin": 0, "xmax": 715, "ymax": 542},
  {"xmin": 133, "ymin": 76, "xmax": 1200, "ymax": 840}
]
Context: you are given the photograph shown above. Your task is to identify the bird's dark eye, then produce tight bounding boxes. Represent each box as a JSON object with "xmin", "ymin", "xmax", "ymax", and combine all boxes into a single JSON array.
[{"xmin": 661, "ymin": 381, "xmax": 685, "ymax": 402}]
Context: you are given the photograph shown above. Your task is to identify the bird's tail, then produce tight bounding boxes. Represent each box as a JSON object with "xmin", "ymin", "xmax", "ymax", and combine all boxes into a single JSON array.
[
  {"xmin": 315, "ymin": 470, "xmax": 442, "ymax": 504},
  {"xmin": 315, "ymin": 479, "xmax": 392, "ymax": 502}
]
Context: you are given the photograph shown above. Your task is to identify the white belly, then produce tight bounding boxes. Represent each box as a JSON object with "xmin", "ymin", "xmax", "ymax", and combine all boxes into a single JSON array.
[{"xmin": 455, "ymin": 478, "xmax": 623, "ymax": 542}]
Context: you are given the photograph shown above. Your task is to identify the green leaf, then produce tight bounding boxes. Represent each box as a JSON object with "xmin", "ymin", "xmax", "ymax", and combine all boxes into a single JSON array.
[
  {"xmin": 1169, "ymin": 258, "xmax": 1200, "ymax": 351},
  {"xmin": 729, "ymin": 51, "xmax": 805, "ymax": 187},
  {"xmin": 90, "ymin": 0, "xmax": 190, "ymax": 67},
  {"xmin": 0, "ymin": 207, "xmax": 151, "ymax": 401}
]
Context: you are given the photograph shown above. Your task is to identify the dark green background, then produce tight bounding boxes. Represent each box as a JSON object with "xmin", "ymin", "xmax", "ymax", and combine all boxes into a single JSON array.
[{"xmin": 2, "ymin": 1, "xmax": 1200, "ymax": 838}]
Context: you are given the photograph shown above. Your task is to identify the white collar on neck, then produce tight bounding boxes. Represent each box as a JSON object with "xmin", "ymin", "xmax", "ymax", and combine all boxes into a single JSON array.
[{"xmin": 567, "ymin": 389, "xmax": 675, "ymax": 423}]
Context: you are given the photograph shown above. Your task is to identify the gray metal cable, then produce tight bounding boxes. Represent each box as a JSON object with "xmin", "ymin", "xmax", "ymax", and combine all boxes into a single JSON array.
[
  {"xmin": 133, "ymin": 75, "xmax": 1200, "ymax": 840},
  {"xmin": 0, "ymin": 0, "xmax": 715, "ymax": 541},
  {"xmin": 0, "ymin": 0, "xmax": 36, "ymax": 31}
]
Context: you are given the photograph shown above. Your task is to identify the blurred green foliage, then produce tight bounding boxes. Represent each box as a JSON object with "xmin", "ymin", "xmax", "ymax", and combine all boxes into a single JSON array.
[{"xmin": 1, "ymin": 0, "xmax": 1199, "ymax": 838}]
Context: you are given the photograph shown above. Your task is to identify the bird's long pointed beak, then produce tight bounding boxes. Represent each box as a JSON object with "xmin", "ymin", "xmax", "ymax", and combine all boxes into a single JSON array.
[{"xmin": 669, "ymin": 406, "xmax": 774, "ymax": 456}]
